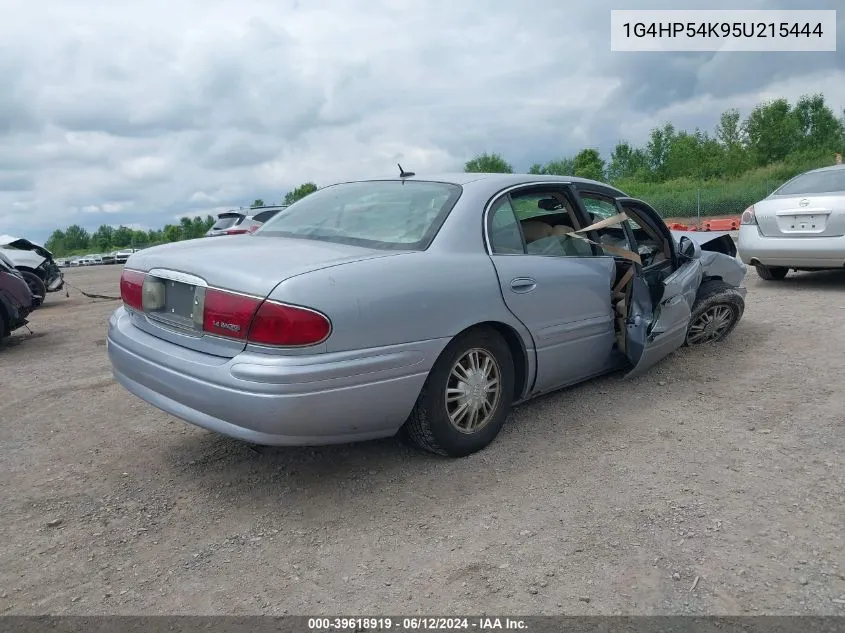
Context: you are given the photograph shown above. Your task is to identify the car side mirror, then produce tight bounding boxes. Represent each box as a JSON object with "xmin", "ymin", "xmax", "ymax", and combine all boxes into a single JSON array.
[{"xmin": 679, "ymin": 235, "xmax": 701, "ymax": 260}]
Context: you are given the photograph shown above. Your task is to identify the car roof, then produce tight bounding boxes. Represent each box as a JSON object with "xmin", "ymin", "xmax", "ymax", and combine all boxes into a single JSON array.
[
  {"xmin": 343, "ymin": 172, "xmax": 627, "ymax": 193},
  {"xmin": 804, "ymin": 163, "xmax": 845, "ymax": 174}
]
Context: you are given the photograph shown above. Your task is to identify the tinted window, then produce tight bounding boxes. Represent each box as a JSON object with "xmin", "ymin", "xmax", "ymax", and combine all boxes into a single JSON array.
[
  {"xmin": 775, "ymin": 169, "xmax": 845, "ymax": 195},
  {"xmin": 211, "ymin": 215, "xmax": 243, "ymax": 230},
  {"xmin": 251, "ymin": 209, "xmax": 282, "ymax": 223},
  {"xmin": 258, "ymin": 181, "xmax": 462, "ymax": 250}
]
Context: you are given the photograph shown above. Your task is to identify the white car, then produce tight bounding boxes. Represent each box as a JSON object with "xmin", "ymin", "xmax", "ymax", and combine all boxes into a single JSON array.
[
  {"xmin": 738, "ymin": 165, "xmax": 845, "ymax": 280},
  {"xmin": 0, "ymin": 234, "xmax": 65, "ymax": 306}
]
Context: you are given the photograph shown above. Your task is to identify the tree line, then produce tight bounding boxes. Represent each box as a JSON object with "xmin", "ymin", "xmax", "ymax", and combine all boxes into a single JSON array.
[
  {"xmin": 45, "ymin": 93, "xmax": 844, "ymax": 256},
  {"xmin": 45, "ymin": 182, "xmax": 319, "ymax": 257}
]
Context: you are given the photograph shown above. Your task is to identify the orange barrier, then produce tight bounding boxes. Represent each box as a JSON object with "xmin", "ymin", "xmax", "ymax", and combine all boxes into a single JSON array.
[
  {"xmin": 667, "ymin": 223, "xmax": 698, "ymax": 231},
  {"xmin": 702, "ymin": 218, "xmax": 740, "ymax": 231}
]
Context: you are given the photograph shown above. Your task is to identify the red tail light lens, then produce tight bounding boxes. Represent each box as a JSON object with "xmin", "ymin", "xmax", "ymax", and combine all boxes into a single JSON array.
[
  {"xmin": 202, "ymin": 289, "xmax": 260, "ymax": 340},
  {"xmin": 248, "ymin": 301, "xmax": 332, "ymax": 346},
  {"xmin": 247, "ymin": 224, "xmax": 261, "ymax": 233},
  {"xmin": 200, "ymin": 289, "xmax": 332, "ymax": 347},
  {"xmin": 120, "ymin": 269, "xmax": 146, "ymax": 310},
  {"xmin": 740, "ymin": 205, "xmax": 756, "ymax": 225},
  {"xmin": 224, "ymin": 228, "xmax": 250, "ymax": 235}
]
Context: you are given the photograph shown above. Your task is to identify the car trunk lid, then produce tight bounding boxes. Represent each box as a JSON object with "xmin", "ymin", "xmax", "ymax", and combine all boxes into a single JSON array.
[
  {"xmin": 754, "ymin": 194, "xmax": 845, "ymax": 238},
  {"xmin": 125, "ymin": 235, "xmax": 408, "ymax": 357}
]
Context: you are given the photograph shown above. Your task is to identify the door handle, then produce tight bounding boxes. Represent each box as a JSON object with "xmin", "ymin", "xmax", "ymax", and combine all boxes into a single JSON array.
[{"xmin": 510, "ymin": 277, "xmax": 537, "ymax": 293}]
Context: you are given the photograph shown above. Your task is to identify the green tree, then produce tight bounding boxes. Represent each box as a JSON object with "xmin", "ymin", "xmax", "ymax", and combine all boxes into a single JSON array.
[
  {"xmin": 529, "ymin": 158, "xmax": 575, "ymax": 176},
  {"xmin": 251, "ymin": 199, "xmax": 265, "ymax": 208},
  {"xmin": 163, "ymin": 224, "xmax": 182, "ymax": 242},
  {"xmin": 112, "ymin": 225, "xmax": 133, "ymax": 247},
  {"xmin": 793, "ymin": 93, "xmax": 844, "ymax": 155},
  {"xmin": 743, "ymin": 98, "xmax": 802, "ymax": 165},
  {"xmin": 63, "ymin": 225, "xmax": 90, "ymax": 251},
  {"xmin": 572, "ymin": 148, "xmax": 605, "ymax": 181},
  {"xmin": 204, "ymin": 215, "xmax": 216, "ymax": 232},
  {"xmin": 464, "ymin": 152, "xmax": 513, "ymax": 173},
  {"xmin": 92, "ymin": 225, "xmax": 114, "ymax": 251},
  {"xmin": 646, "ymin": 123, "xmax": 676, "ymax": 179},
  {"xmin": 714, "ymin": 109, "xmax": 751, "ymax": 176},
  {"xmin": 608, "ymin": 142, "xmax": 648, "ymax": 181},
  {"xmin": 45, "ymin": 229, "xmax": 66, "ymax": 255},
  {"xmin": 283, "ymin": 182, "xmax": 318, "ymax": 205},
  {"xmin": 131, "ymin": 230, "xmax": 149, "ymax": 247}
]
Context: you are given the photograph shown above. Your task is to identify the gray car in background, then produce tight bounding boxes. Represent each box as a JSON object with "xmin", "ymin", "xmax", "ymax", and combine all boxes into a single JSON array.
[
  {"xmin": 108, "ymin": 173, "xmax": 747, "ymax": 457},
  {"xmin": 738, "ymin": 164, "xmax": 845, "ymax": 280}
]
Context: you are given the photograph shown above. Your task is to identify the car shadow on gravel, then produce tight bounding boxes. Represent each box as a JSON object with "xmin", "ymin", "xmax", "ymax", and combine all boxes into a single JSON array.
[{"xmin": 778, "ymin": 269, "xmax": 845, "ymax": 289}]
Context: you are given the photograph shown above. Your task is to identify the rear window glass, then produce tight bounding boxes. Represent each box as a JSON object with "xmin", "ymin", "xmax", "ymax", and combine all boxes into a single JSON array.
[
  {"xmin": 257, "ymin": 181, "xmax": 462, "ymax": 250},
  {"xmin": 251, "ymin": 209, "xmax": 282, "ymax": 223},
  {"xmin": 211, "ymin": 216, "xmax": 243, "ymax": 230},
  {"xmin": 775, "ymin": 169, "xmax": 845, "ymax": 195}
]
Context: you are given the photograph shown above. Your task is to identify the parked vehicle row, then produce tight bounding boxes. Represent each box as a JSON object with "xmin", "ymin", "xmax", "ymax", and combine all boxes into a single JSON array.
[
  {"xmin": 108, "ymin": 172, "xmax": 749, "ymax": 458},
  {"xmin": 57, "ymin": 249, "xmax": 139, "ymax": 268}
]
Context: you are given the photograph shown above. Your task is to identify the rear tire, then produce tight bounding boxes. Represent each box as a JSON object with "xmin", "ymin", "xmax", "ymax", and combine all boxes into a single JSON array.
[
  {"xmin": 685, "ymin": 280, "xmax": 745, "ymax": 346},
  {"xmin": 755, "ymin": 264, "xmax": 788, "ymax": 281},
  {"xmin": 404, "ymin": 327, "xmax": 514, "ymax": 457},
  {"xmin": 19, "ymin": 271, "xmax": 46, "ymax": 308}
]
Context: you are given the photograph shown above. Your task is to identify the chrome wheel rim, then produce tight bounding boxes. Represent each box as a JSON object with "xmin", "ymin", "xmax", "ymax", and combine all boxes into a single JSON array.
[
  {"xmin": 445, "ymin": 348, "xmax": 501, "ymax": 434},
  {"xmin": 687, "ymin": 304, "xmax": 735, "ymax": 344}
]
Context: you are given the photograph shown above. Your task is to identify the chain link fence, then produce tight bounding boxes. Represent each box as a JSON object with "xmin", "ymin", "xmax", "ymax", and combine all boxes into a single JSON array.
[{"xmin": 634, "ymin": 181, "xmax": 779, "ymax": 221}]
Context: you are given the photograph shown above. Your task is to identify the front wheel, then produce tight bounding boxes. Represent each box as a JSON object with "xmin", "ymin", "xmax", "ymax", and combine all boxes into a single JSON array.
[
  {"xmin": 755, "ymin": 264, "xmax": 788, "ymax": 281},
  {"xmin": 404, "ymin": 328, "xmax": 515, "ymax": 457},
  {"xmin": 19, "ymin": 271, "xmax": 46, "ymax": 308},
  {"xmin": 685, "ymin": 280, "xmax": 745, "ymax": 346}
]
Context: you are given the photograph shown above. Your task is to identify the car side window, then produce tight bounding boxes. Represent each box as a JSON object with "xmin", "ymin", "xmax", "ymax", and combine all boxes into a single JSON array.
[
  {"xmin": 507, "ymin": 189, "xmax": 595, "ymax": 257},
  {"xmin": 578, "ymin": 193, "xmax": 634, "ymax": 255},
  {"xmin": 489, "ymin": 197, "xmax": 525, "ymax": 254}
]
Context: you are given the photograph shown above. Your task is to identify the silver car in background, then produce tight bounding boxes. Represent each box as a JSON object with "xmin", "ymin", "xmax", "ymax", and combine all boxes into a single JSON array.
[
  {"xmin": 108, "ymin": 173, "xmax": 747, "ymax": 458},
  {"xmin": 738, "ymin": 164, "xmax": 845, "ymax": 280}
]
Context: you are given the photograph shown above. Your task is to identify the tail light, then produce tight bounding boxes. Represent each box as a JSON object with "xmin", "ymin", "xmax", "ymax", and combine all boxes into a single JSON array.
[
  {"xmin": 248, "ymin": 301, "xmax": 332, "ymax": 346},
  {"xmin": 247, "ymin": 224, "xmax": 261, "ymax": 233},
  {"xmin": 201, "ymin": 288, "xmax": 331, "ymax": 346},
  {"xmin": 740, "ymin": 205, "xmax": 757, "ymax": 225},
  {"xmin": 120, "ymin": 269, "xmax": 146, "ymax": 310},
  {"xmin": 224, "ymin": 228, "xmax": 250, "ymax": 235}
]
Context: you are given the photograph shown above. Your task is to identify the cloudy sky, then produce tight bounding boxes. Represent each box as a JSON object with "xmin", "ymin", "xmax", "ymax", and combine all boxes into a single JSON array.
[{"xmin": 1, "ymin": 0, "xmax": 843, "ymax": 243}]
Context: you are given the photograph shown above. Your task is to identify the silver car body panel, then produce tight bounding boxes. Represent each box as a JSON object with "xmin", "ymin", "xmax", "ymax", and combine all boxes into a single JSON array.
[{"xmin": 109, "ymin": 173, "xmax": 747, "ymax": 446}]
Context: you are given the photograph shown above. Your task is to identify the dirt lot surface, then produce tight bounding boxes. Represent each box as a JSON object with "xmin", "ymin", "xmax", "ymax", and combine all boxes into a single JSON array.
[{"xmin": 2, "ymin": 264, "xmax": 844, "ymax": 615}]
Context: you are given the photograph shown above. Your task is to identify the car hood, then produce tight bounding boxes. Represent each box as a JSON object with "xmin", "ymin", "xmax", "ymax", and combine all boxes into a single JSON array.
[
  {"xmin": 126, "ymin": 234, "xmax": 411, "ymax": 297},
  {"xmin": 0, "ymin": 235, "xmax": 55, "ymax": 259}
]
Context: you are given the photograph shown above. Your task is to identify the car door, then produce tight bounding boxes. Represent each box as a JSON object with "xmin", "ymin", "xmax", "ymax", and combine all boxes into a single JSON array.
[
  {"xmin": 486, "ymin": 186, "xmax": 617, "ymax": 393},
  {"xmin": 615, "ymin": 198, "xmax": 703, "ymax": 378}
]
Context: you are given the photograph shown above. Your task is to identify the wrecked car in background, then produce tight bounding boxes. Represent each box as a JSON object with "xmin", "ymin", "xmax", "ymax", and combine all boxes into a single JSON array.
[
  {"xmin": 107, "ymin": 173, "xmax": 747, "ymax": 458},
  {"xmin": 0, "ymin": 235, "xmax": 64, "ymax": 307},
  {"xmin": 0, "ymin": 250, "xmax": 34, "ymax": 342}
]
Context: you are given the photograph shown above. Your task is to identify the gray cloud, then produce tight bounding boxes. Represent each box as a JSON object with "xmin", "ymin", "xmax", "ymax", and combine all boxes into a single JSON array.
[{"xmin": 0, "ymin": 0, "xmax": 843, "ymax": 242}]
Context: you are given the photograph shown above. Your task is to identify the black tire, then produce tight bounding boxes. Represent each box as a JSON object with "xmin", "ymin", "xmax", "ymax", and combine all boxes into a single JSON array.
[
  {"xmin": 755, "ymin": 264, "xmax": 788, "ymax": 281},
  {"xmin": 19, "ymin": 271, "xmax": 46, "ymax": 308},
  {"xmin": 404, "ymin": 327, "xmax": 515, "ymax": 457},
  {"xmin": 685, "ymin": 280, "xmax": 745, "ymax": 346}
]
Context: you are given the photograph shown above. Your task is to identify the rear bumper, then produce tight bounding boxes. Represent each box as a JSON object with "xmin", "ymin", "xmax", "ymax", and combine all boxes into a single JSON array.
[
  {"xmin": 737, "ymin": 225, "xmax": 845, "ymax": 268},
  {"xmin": 106, "ymin": 307, "xmax": 442, "ymax": 446}
]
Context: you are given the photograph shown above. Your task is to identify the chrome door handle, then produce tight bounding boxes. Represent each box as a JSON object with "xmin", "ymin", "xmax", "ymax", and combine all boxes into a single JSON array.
[{"xmin": 510, "ymin": 277, "xmax": 537, "ymax": 293}]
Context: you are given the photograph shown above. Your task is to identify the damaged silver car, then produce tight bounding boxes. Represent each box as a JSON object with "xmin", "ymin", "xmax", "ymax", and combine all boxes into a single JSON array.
[{"xmin": 108, "ymin": 173, "xmax": 747, "ymax": 458}]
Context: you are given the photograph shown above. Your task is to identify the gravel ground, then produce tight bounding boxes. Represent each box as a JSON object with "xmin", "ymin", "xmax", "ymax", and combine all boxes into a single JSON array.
[{"xmin": 1, "ymin": 265, "xmax": 843, "ymax": 615}]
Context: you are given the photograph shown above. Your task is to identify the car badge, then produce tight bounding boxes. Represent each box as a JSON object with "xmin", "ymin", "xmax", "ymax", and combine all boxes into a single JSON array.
[{"xmin": 798, "ymin": 198, "xmax": 810, "ymax": 207}]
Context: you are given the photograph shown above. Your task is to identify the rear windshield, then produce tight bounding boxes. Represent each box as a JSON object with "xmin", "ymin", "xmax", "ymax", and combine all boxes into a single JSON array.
[
  {"xmin": 257, "ymin": 180, "xmax": 462, "ymax": 249},
  {"xmin": 774, "ymin": 169, "xmax": 845, "ymax": 196},
  {"xmin": 211, "ymin": 215, "xmax": 243, "ymax": 230},
  {"xmin": 251, "ymin": 209, "xmax": 283, "ymax": 223}
]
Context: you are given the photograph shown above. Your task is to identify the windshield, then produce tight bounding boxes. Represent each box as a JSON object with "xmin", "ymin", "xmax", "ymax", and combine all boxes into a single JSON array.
[
  {"xmin": 774, "ymin": 169, "xmax": 845, "ymax": 196},
  {"xmin": 257, "ymin": 180, "xmax": 462, "ymax": 249}
]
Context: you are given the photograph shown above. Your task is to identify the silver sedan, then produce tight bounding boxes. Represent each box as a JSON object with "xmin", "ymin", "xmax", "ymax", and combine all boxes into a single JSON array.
[
  {"xmin": 738, "ymin": 164, "xmax": 845, "ymax": 280},
  {"xmin": 107, "ymin": 173, "xmax": 747, "ymax": 457}
]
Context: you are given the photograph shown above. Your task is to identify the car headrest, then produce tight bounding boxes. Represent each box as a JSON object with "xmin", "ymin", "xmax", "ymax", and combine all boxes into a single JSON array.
[{"xmin": 537, "ymin": 198, "xmax": 562, "ymax": 211}]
